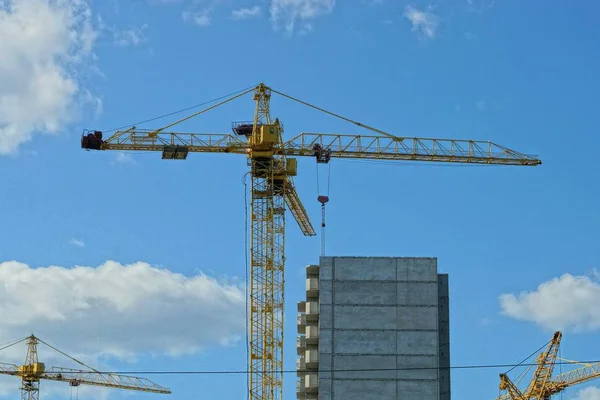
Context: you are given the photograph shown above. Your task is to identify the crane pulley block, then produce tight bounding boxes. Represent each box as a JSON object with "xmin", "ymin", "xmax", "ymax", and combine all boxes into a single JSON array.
[{"xmin": 313, "ymin": 143, "xmax": 331, "ymax": 163}]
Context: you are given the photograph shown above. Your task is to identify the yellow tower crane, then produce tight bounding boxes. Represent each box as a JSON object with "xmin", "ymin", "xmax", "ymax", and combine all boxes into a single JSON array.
[
  {"xmin": 497, "ymin": 331, "xmax": 600, "ymax": 399},
  {"xmin": 0, "ymin": 335, "xmax": 171, "ymax": 400},
  {"xmin": 80, "ymin": 82, "xmax": 541, "ymax": 400}
]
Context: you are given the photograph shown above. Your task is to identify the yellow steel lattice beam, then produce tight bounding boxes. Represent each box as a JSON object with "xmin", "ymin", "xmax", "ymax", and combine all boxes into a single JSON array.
[{"xmin": 90, "ymin": 130, "xmax": 540, "ymax": 166}]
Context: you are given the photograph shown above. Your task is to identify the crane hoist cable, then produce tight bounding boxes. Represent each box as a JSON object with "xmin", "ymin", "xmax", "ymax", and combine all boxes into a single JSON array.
[{"xmin": 315, "ymin": 158, "xmax": 331, "ymax": 256}]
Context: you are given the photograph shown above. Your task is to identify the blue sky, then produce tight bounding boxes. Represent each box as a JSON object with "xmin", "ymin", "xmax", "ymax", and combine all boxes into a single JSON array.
[{"xmin": 0, "ymin": 0, "xmax": 599, "ymax": 399}]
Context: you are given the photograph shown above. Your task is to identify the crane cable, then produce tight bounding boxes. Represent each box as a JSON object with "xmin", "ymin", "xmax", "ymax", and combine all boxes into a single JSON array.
[
  {"xmin": 103, "ymin": 84, "xmax": 259, "ymax": 134},
  {"xmin": 241, "ymin": 172, "xmax": 251, "ymax": 400},
  {"xmin": 270, "ymin": 87, "xmax": 403, "ymax": 141},
  {"xmin": 315, "ymin": 162, "xmax": 331, "ymax": 256},
  {"xmin": 13, "ymin": 359, "xmax": 600, "ymax": 375},
  {"xmin": 0, "ymin": 337, "xmax": 29, "ymax": 353},
  {"xmin": 505, "ymin": 338, "xmax": 553, "ymax": 374},
  {"xmin": 36, "ymin": 337, "xmax": 101, "ymax": 373}
]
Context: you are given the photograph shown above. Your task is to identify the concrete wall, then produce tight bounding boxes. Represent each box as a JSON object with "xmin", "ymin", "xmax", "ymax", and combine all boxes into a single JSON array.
[
  {"xmin": 315, "ymin": 256, "xmax": 450, "ymax": 400},
  {"xmin": 437, "ymin": 274, "xmax": 451, "ymax": 400}
]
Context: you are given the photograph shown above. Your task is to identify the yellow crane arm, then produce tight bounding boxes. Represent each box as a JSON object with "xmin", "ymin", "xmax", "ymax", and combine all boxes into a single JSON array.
[
  {"xmin": 86, "ymin": 128, "xmax": 246, "ymax": 154},
  {"xmin": 0, "ymin": 363, "xmax": 170, "ymax": 394},
  {"xmin": 83, "ymin": 129, "xmax": 541, "ymax": 166},
  {"xmin": 283, "ymin": 176, "xmax": 316, "ymax": 236},
  {"xmin": 548, "ymin": 362, "xmax": 600, "ymax": 393},
  {"xmin": 42, "ymin": 366, "xmax": 171, "ymax": 394},
  {"xmin": 0, "ymin": 362, "xmax": 20, "ymax": 375},
  {"xmin": 286, "ymin": 133, "xmax": 540, "ymax": 165}
]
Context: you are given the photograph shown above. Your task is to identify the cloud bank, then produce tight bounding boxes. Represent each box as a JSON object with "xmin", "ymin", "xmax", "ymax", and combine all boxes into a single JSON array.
[{"xmin": 0, "ymin": 260, "xmax": 246, "ymax": 364}]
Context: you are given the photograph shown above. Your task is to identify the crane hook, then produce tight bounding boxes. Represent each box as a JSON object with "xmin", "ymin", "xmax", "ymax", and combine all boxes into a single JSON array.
[{"xmin": 318, "ymin": 195, "xmax": 329, "ymax": 256}]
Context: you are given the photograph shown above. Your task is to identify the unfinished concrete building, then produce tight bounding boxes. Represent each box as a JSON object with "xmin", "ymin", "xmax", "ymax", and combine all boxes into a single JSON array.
[{"xmin": 296, "ymin": 256, "xmax": 450, "ymax": 400}]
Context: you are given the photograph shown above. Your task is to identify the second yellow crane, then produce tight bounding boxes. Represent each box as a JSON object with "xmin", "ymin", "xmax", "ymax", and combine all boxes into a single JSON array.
[
  {"xmin": 81, "ymin": 82, "xmax": 541, "ymax": 400},
  {"xmin": 498, "ymin": 331, "xmax": 600, "ymax": 399},
  {"xmin": 0, "ymin": 335, "xmax": 170, "ymax": 400}
]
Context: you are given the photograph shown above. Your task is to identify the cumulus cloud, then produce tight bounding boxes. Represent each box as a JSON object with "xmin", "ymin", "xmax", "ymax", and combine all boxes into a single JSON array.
[
  {"xmin": 269, "ymin": 0, "xmax": 335, "ymax": 34},
  {"xmin": 0, "ymin": 260, "xmax": 245, "ymax": 364},
  {"xmin": 0, "ymin": 0, "xmax": 100, "ymax": 155},
  {"xmin": 499, "ymin": 273, "xmax": 600, "ymax": 332},
  {"xmin": 403, "ymin": 5, "xmax": 438, "ymax": 39},
  {"xmin": 232, "ymin": 6, "xmax": 261, "ymax": 20},
  {"xmin": 573, "ymin": 387, "xmax": 600, "ymax": 400}
]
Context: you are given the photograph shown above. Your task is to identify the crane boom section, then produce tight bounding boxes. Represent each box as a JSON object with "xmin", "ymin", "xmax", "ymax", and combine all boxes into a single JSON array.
[
  {"xmin": 550, "ymin": 362, "xmax": 600, "ymax": 390},
  {"xmin": 91, "ymin": 130, "xmax": 540, "ymax": 166},
  {"xmin": 283, "ymin": 176, "xmax": 316, "ymax": 236},
  {"xmin": 0, "ymin": 362, "xmax": 20, "ymax": 375},
  {"xmin": 42, "ymin": 367, "xmax": 171, "ymax": 394}
]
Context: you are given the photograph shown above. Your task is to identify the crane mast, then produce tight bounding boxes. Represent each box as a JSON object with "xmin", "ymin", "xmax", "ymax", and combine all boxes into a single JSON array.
[
  {"xmin": 20, "ymin": 336, "xmax": 42, "ymax": 400},
  {"xmin": 248, "ymin": 84, "xmax": 286, "ymax": 399},
  {"xmin": 80, "ymin": 82, "xmax": 541, "ymax": 400}
]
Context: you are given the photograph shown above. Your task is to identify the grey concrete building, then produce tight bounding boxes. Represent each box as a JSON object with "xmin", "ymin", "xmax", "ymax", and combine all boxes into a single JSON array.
[{"xmin": 296, "ymin": 257, "xmax": 450, "ymax": 400}]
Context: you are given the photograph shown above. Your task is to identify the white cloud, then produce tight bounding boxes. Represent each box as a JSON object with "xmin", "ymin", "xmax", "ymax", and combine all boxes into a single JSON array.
[
  {"xmin": 113, "ymin": 24, "xmax": 148, "ymax": 46},
  {"xmin": 0, "ymin": 0, "xmax": 100, "ymax": 155},
  {"xmin": 403, "ymin": 5, "xmax": 438, "ymax": 39},
  {"xmin": 573, "ymin": 387, "xmax": 600, "ymax": 400},
  {"xmin": 499, "ymin": 273, "xmax": 600, "ymax": 332},
  {"xmin": 232, "ymin": 5, "xmax": 261, "ymax": 20},
  {"xmin": 182, "ymin": 9, "xmax": 211, "ymax": 27},
  {"xmin": 69, "ymin": 238, "xmax": 85, "ymax": 248},
  {"xmin": 96, "ymin": 16, "xmax": 148, "ymax": 47},
  {"xmin": 269, "ymin": 0, "xmax": 335, "ymax": 34},
  {"xmin": 0, "ymin": 260, "xmax": 245, "ymax": 364}
]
